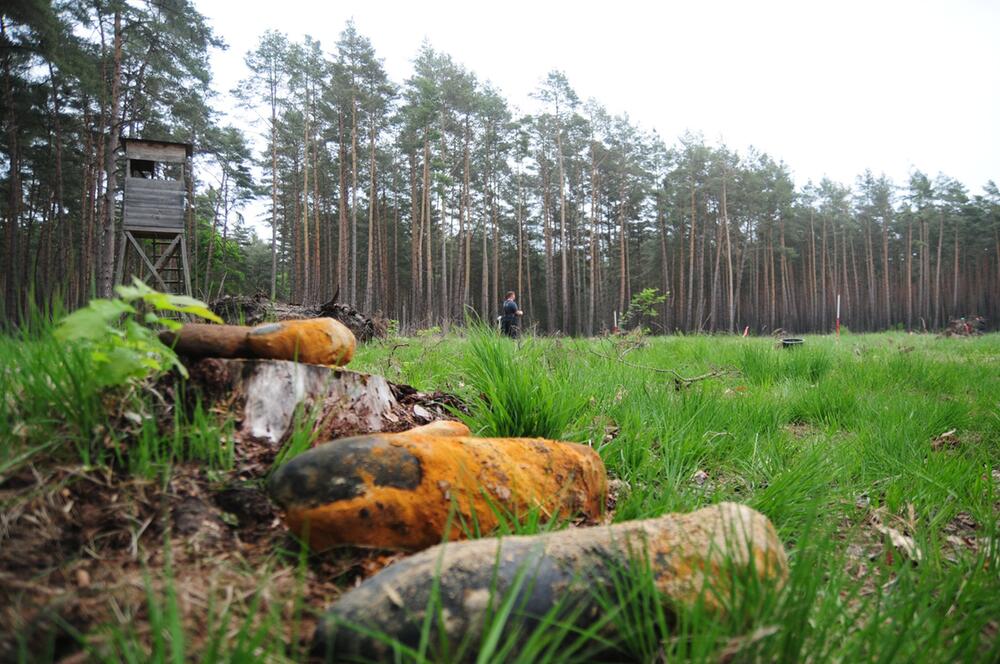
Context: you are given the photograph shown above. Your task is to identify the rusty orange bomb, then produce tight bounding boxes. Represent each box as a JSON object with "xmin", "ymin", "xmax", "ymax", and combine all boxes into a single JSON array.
[
  {"xmin": 267, "ymin": 421, "xmax": 607, "ymax": 551},
  {"xmin": 245, "ymin": 318, "xmax": 355, "ymax": 365},
  {"xmin": 161, "ymin": 317, "xmax": 355, "ymax": 366}
]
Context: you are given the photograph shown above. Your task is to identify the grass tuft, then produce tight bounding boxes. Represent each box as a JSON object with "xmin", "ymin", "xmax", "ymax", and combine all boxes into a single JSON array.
[{"xmin": 460, "ymin": 324, "xmax": 584, "ymax": 439}]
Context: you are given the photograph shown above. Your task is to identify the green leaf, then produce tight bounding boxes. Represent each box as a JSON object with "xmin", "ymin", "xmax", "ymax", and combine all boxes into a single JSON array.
[
  {"xmin": 115, "ymin": 278, "xmax": 156, "ymax": 301},
  {"xmin": 140, "ymin": 291, "xmax": 223, "ymax": 323},
  {"xmin": 162, "ymin": 350, "xmax": 189, "ymax": 378},
  {"xmin": 176, "ymin": 305, "xmax": 223, "ymax": 324},
  {"xmin": 55, "ymin": 299, "xmax": 135, "ymax": 341},
  {"xmin": 95, "ymin": 346, "xmax": 147, "ymax": 386},
  {"xmin": 124, "ymin": 318, "xmax": 157, "ymax": 344},
  {"xmin": 54, "ymin": 280, "xmax": 199, "ymax": 387},
  {"xmin": 163, "ymin": 294, "xmax": 209, "ymax": 308},
  {"xmin": 139, "ymin": 291, "xmax": 175, "ymax": 311}
]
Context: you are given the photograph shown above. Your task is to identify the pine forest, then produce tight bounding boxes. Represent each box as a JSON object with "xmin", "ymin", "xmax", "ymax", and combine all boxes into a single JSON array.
[{"xmin": 2, "ymin": 2, "xmax": 999, "ymax": 333}]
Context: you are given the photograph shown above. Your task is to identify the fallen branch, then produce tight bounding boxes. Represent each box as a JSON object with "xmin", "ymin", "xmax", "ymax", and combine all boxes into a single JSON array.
[{"xmin": 587, "ymin": 349, "xmax": 738, "ymax": 387}]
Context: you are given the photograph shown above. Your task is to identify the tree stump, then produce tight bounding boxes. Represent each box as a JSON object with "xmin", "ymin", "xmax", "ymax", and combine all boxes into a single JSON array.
[{"xmin": 189, "ymin": 358, "xmax": 398, "ymax": 446}]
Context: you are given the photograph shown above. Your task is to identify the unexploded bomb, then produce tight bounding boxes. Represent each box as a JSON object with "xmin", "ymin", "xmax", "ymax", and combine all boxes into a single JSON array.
[{"xmin": 268, "ymin": 421, "xmax": 607, "ymax": 551}]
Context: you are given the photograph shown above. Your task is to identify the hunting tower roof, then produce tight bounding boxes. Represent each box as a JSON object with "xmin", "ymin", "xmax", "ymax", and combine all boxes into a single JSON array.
[{"xmin": 122, "ymin": 137, "xmax": 193, "ymax": 162}]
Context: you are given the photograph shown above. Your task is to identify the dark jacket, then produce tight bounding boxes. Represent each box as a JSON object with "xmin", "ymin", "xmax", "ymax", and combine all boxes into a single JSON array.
[{"xmin": 502, "ymin": 299, "xmax": 519, "ymax": 321}]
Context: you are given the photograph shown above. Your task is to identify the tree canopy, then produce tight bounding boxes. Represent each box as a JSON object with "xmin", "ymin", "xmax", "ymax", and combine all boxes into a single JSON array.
[{"xmin": 2, "ymin": 6, "xmax": 998, "ymax": 332}]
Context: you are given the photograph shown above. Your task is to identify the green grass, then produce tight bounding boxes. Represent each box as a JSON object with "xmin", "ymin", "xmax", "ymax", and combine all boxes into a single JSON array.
[
  {"xmin": 53, "ymin": 538, "xmax": 310, "ymax": 664},
  {"xmin": 0, "ymin": 315, "xmax": 234, "ymax": 479},
  {"xmin": 457, "ymin": 324, "xmax": 585, "ymax": 438},
  {"xmin": 347, "ymin": 331, "xmax": 1000, "ymax": 662},
  {"xmin": 2, "ymin": 325, "xmax": 999, "ymax": 662}
]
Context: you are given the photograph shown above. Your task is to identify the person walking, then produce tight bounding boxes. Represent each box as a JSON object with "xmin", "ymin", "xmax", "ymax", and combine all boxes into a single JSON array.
[{"xmin": 500, "ymin": 291, "xmax": 523, "ymax": 338}]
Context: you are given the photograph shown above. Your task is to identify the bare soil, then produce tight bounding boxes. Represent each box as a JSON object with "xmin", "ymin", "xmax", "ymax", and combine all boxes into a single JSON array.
[{"xmin": 0, "ymin": 384, "xmax": 462, "ymax": 662}]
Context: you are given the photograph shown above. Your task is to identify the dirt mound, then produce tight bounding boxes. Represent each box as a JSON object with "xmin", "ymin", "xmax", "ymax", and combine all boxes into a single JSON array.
[
  {"xmin": 941, "ymin": 316, "xmax": 986, "ymax": 337},
  {"xmin": 0, "ymin": 369, "xmax": 465, "ymax": 660}
]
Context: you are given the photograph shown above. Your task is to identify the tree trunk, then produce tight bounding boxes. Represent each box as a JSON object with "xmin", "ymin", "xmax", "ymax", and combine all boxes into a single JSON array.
[
  {"xmin": 864, "ymin": 217, "xmax": 876, "ymax": 329},
  {"xmin": 492, "ymin": 183, "xmax": 500, "ymax": 326},
  {"xmin": 556, "ymin": 119, "xmax": 570, "ymax": 333},
  {"xmin": 365, "ymin": 117, "xmax": 377, "ymax": 312},
  {"xmin": 952, "ymin": 216, "xmax": 959, "ymax": 318},
  {"xmin": 48, "ymin": 64, "xmax": 67, "ymax": 306},
  {"xmin": 270, "ymin": 66, "xmax": 279, "ymax": 299},
  {"xmin": 708, "ymin": 213, "xmax": 722, "ymax": 332},
  {"xmin": 312, "ymin": 112, "xmax": 322, "ymax": 301},
  {"xmin": 685, "ymin": 184, "xmax": 696, "ymax": 330},
  {"xmin": 439, "ymin": 187, "xmax": 447, "ymax": 327},
  {"xmin": 618, "ymin": 185, "xmax": 630, "ymax": 322},
  {"xmin": 350, "ymin": 94, "xmax": 359, "ymax": 304},
  {"xmin": 99, "ymin": 10, "xmax": 123, "ymax": 298},
  {"xmin": 722, "ymin": 177, "xmax": 735, "ymax": 333},
  {"xmin": 906, "ymin": 220, "xmax": 913, "ymax": 330},
  {"xmin": 542, "ymin": 158, "xmax": 556, "ymax": 332},
  {"xmin": 934, "ymin": 213, "xmax": 944, "ymax": 327},
  {"xmin": 0, "ymin": 18, "xmax": 20, "ymax": 318},
  {"xmin": 808, "ymin": 211, "xmax": 817, "ymax": 329},
  {"xmin": 409, "ymin": 153, "xmax": 422, "ymax": 323},
  {"xmin": 290, "ymin": 151, "xmax": 301, "ymax": 300},
  {"xmin": 587, "ymin": 152, "xmax": 599, "ymax": 335},
  {"xmin": 778, "ymin": 219, "xmax": 790, "ymax": 329},
  {"xmin": 881, "ymin": 213, "xmax": 891, "ymax": 329},
  {"xmin": 820, "ymin": 216, "xmax": 828, "ymax": 330},
  {"xmin": 463, "ymin": 128, "xmax": 472, "ymax": 312},
  {"xmin": 768, "ymin": 228, "xmax": 776, "ymax": 331},
  {"xmin": 77, "ymin": 105, "xmax": 95, "ymax": 307},
  {"xmin": 302, "ymin": 103, "xmax": 311, "ymax": 303},
  {"xmin": 423, "ymin": 137, "xmax": 433, "ymax": 323},
  {"xmin": 841, "ymin": 227, "xmax": 850, "ymax": 328},
  {"xmin": 204, "ymin": 178, "xmax": 225, "ymax": 293},
  {"xmin": 480, "ymin": 191, "xmax": 489, "ymax": 320},
  {"xmin": 338, "ymin": 112, "xmax": 350, "ymax": 299},
  {"xmin": 516, "ymin": 169, "xmax": 524, "ymax": 308}
]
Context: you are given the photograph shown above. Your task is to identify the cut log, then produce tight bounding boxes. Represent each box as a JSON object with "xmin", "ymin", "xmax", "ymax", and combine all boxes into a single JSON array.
[
  {"xmin": 268, "ymin": 422, "xmax": 607, "ymax": 551},
  {"xmin": 188, "ymin": 358, "xmax": 398, "ymax": 446},
  {"xmin": 313, "ymin": 503, "xmax": 788, "ymax": 661}
]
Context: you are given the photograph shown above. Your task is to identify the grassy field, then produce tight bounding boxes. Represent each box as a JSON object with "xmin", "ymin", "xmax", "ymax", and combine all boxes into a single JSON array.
[{"xmin": 2, "ymin": 323, "xmax": 999, "ymax": 662}]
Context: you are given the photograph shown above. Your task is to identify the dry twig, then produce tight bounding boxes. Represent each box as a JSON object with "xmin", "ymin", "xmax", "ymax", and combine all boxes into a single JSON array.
[{"xmin": 587, "ymin": 349, "xmax": 738, "ymax": 387}]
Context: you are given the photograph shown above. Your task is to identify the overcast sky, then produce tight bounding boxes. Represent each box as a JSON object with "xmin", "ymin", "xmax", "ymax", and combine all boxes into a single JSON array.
[{"xmin": 195, "ymin": 0, "xmax": 999, "ymax": 193}]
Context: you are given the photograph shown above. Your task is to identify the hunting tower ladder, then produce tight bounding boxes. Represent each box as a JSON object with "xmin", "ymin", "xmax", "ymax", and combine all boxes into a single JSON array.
[{"xmin": 115, "ymin": 138, "xmax": 193, "ymax": 296}]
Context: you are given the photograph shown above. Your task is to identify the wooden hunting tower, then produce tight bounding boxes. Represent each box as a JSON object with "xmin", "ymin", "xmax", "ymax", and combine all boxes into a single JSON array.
[{"xmin": 115, "ymin": 137, "xmax": 193, "ymax": 295}]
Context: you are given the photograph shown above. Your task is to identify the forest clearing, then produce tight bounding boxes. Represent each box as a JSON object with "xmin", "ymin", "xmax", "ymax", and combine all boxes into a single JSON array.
[{"xmin": 1, "ymin": 316, "xmax": 998, "ymax": 661}]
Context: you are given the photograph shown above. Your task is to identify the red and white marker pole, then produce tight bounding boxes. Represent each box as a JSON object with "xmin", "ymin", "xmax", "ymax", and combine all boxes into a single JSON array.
[{"xmin": 836, "ymin": 294, "xmax": 841, "ymax": 338}]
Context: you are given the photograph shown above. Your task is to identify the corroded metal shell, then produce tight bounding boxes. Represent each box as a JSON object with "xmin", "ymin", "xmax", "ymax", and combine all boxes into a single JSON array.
[
  {"xmin": 313, "ymin": 502, "xmax": 787, "ymax": 661},
  {"xmin": 245, "ymin": 317, "xmax": 355, "ymax": 366},
  {"xmin": 268, "ymin": 421, "xmax": 607, "ymax": 551},
  {"xmin": 162, "ymin": 317, "xmax": 355, "ymax": 366}
]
